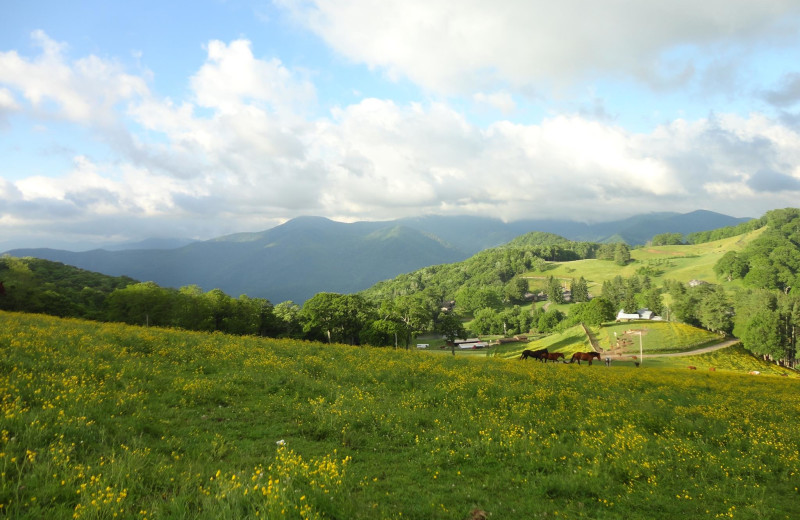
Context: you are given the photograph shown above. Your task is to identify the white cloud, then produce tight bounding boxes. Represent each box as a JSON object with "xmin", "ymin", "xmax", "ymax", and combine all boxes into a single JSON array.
[
  {"xmin": 278, "ymin": 0, "xmax": 800, "ymax": 94},
  {"xmin": 191, "ymin": 39, "xmax": 315, "ymax": 115},
  {"xmin": 473, "ymin": 91, "xmax": 516, "ymax": 114},
  {"xmin": 0, "ymin": 31, "xmax": 148, "ymax": 126},
  {"xmin": 0, "ymin": 87, "xmax": 19, "ymax": 110},
  {"xmin": 3, "ymin": 31, "xmax": 800, "ymax": 249}
]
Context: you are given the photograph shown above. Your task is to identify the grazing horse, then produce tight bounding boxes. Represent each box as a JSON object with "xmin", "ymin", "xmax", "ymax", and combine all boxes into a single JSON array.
[
  {"xmin": 570, "ymin": 351, "xmax": 601, "ymax": 365},
  {"xmin": 544, "ymin": 352, "xmax": 565, "ymax": 363},
  {"xmin": 519, "ymin": 348, "xmax": 548, "ymax": 361}
]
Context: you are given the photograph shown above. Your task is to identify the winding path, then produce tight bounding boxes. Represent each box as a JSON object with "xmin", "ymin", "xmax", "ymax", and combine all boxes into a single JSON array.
[
  {"xmin": 643, "ymin": 338, "xmax": 741, "ymax": 358},
  {"xmin": 604, "ymin": 338, "xmax": 741, "ymax": 359}
]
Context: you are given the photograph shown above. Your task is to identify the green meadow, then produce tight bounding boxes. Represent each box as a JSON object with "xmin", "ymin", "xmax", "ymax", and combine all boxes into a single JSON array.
[
  {"xmin": 508, "ymin": 321, "xmax": 721, "ymax": 357},
  {"xmin": 2, "ymin": 311, "xmax": 800, "ymax": 519},
  {"xmin": 522, "ymin": 227, "xmax": 766, "ymax": 290}
]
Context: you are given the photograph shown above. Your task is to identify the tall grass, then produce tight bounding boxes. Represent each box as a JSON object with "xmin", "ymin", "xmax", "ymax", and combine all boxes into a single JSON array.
[{"xmin": 2, "ymin": 311, "xmax": 800, "ymax": 519}]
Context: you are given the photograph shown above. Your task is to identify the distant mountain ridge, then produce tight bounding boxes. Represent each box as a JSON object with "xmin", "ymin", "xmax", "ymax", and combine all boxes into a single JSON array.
[
  {"xmin": 396, "ymin": 210, "xmax": 751, "ymax": 254},
  {"xmin": 4, "ymin": 210, "xmax": 751, "ymax": 303}
]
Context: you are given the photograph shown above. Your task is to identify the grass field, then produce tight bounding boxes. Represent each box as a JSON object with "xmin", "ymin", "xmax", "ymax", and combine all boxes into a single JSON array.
[
  {"xmin": 505, "ymin": 321, "xmax": 720, "ymax": 357},
  {"xmin": 498, "ymin": 321, "xmax": 795, "ymax": 375},
  {"xmin": 597, "ymin": 321, "xmax": 721, "ymax": 354},
  {"xmin": 2, "ymin": 311, "xmax": 800, "ymax": 519},
  {"xmin": 522, "ymin": 227, "xmax": 766, "ymax": 290}
]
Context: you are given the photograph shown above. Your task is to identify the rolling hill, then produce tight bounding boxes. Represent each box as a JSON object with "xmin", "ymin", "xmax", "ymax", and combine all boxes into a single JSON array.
[
  {"xmin": 5, "ymin": 217, "xmax": 465, "ymax": 304},
  {"xmin": 4, "ymin": 210, "xmax": 750, "ymax": 303},
  {"xmin": 2, "ymin": 311, "xmax": 799, "ymax": 519}
]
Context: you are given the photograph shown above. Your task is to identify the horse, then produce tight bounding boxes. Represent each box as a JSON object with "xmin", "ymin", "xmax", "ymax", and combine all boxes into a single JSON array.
[
  {"xmin": 544, "ymin": 352, "xmax": 565, "ymax": 363},
  {"xmin": 519, "ymin": 348, "xmax": 548, "ymax": 361},
  {"xmin": 570, "ymin": 351, "xmax": 601, "ymax": 365}
]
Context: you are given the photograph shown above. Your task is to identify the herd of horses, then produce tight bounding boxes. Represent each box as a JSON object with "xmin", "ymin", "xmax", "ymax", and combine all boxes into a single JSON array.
[{"xmin": 519, "ymin": 347, "xmax": 601, "ymax": 365}]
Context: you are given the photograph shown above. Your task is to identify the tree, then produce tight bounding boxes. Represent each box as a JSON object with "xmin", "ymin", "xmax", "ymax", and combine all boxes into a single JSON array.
[
  {"xmin": 614, "ymin": 243, "xmax": 631, "ymax": 266},
  {"xmin": 780, "ymin": 294, "xmax": 800, "ymax": 367},
  {"xmin": 504, "ymin": 278, "xmax": 529, "ymax": 303},
  {"xmin": 714, "ymin": 251, "xmax": 749, "ymax": 282},
  {"xmin": 537, "ymin": 308, "xmax": 564, "ymax": 332},
  {"xmin": 698, "ymin": 286, "xmax": 733, "ymax": 334},
  {"xmin": 204, "ymin": 288, "xmax": 234, "ymax": 331},
  {"xmin": 400, "ymin": 293, "xmax": 435, "ymax": 347},
  {"xmin": 546, "ymin": 276, "xmax": 565, "ymax": 304},
  {"xmin": 638, "ymin": 287, "xmax": 664, "ymax": 316},
  {"xmin": 437, "ymin": 311, "xmax": 467, "ymax": 356},
  {"xmin": 743, "ymin": 258, "xmax": 779, "ymax": 290},
  {"xmin": 105, "ymin": 282, "xmax": 175, "ymax": 327},
  {"xmin": 601, "ymin": 275, "xmax": 626, "ymax": 310},
  {"xmin": 301, "ymin": 292, "xmax": 342, "ymax": 343},
  {"xmin": 472, "ymin": 308, "xmax": 502, "ymax": 335},
  {"xmin": 669, "ymin": 283, "xmax": 714, "ymax": 327},
  {"xmin": 499, "ymin": 306, "xmax": 532, "ymax": 335},
  {"xmin": 622, "ymin": 277, "xmax": 641, "ymax": 313},
  {"xmin": 570, "ymin": 297, "xmax": 615, "ymax": 326},
  {"xmin": 173, "ymin": 285, "xmax": 210, "ymax": 330},
  {"xmin": 740, "ymin": 309, "xmax": 783, "ymax": 360},
  {"xmin": 651, "ymin": 233, "xmax": 684, "ymax": 246},
  {"xmin": 570, "ymin": 276, "xmax": 589, "ymax": 303},
  {"xmin": 335, "ymin": 294, "xmax": 375, "ymax": 345},
  {"xmin": 274, "ymin": 300, "xmax": 302, "ymax": 337},
  {"xmin": 227, "ymin": 295, "xmax": 277, "ymax": 336}
]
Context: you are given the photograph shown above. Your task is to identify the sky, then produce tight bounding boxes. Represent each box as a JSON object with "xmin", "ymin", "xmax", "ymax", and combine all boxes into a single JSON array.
[{"xmin": 3, "ymin": 0, "xmax": 800, "ymax": 250}]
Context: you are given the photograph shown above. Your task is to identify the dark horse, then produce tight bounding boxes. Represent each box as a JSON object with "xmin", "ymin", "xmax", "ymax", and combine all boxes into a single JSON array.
[
  {"xmin": 544, "ymin": 352, "xmax": 565, "ymax": 363},
  {"xmin": 519, "ymin": 348, "xmax": 548, "ymax": 361},
  {"xmin": 570, "ymin": 351, "xmax": 601, "ymax": 365}
]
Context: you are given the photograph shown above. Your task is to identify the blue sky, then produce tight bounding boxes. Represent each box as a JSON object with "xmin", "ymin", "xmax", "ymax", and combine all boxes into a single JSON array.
[{"xmin": 2, "ymin": 0, "xmax": 800, "ymax": 250}]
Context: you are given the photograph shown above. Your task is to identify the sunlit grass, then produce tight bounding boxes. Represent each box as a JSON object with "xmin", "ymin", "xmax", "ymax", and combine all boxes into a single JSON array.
[
  {"xmin": 2, "ymin": 311, "xmax": 799, "ymax": 519},
  {"xmin": 521, "ymin": 227, "xmax": 765, "ymax": 287}
]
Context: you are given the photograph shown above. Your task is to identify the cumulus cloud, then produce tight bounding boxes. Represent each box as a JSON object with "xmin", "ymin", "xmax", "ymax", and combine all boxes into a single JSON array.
[
  {"xmin": 0, "ymin": 30, "xmax": 148, "ymax": 125},
  {"xmin": 0, "ymin": 87, "xmax": 19, "ymax": 111},
  {"xmin": 473, "ymin": 91, "xmax": 516, "ymax": 114},
  {"xmin": 747, "ymin": 169, "xmax": 800, "ymax": 192},
  {"xmin": 3, "ymin": 30, "xmax": 800, "ymax": 249},
  {"xmin": 277, "ymin": 0, "xmax": 800, "ymax": 94},
  {"xmin": 763, "ymin": 72, "xmax": 800, "ymax": 108},
  {"xmin": 190, "ymin": 39, "xmax": 316, "ymax": 115},
  {"xmin": 0, "ymin": 87, "xmax": 19, "ymax": 127}
]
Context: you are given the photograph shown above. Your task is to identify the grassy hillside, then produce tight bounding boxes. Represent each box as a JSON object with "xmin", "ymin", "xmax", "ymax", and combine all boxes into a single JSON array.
[
  {"xmin": 523, "ymin": 227, "xmax": 766, "ymax": 291},
  {"xmin": 502, "ymin": 321, "xmax": 794, "ymax": 375},
  {"xmin": 2, "ymin": 311, "xmax": 799, "ymax": 519},
  {"xmin": 506, "ymin": 321, "xmax": 719, "ymax": 356}
]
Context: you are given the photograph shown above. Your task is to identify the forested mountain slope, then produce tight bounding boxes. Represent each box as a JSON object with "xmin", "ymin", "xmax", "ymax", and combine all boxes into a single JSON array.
[
  {"xmin": 6, "ymin": 218, "xmax": 465, "ymax": 304},
  {"xmin": 4, "ymin": 211, "xmax": 749, "ymax": 304}
]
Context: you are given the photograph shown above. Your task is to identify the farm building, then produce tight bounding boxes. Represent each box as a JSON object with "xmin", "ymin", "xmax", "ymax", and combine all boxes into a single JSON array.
[
  {"xmin": 616, "ymin": 308, "xmax": 663, "ymax": 321},
  {"xmin": 454, "ymin": 338, "xmax": 488, "ymax": 349}
]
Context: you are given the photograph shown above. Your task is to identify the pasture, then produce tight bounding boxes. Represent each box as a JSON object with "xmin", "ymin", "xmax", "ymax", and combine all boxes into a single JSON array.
[
  {"xmin": 521, "ymin": 227, "xmax": 765, "ymax": 289},
  {"xmin": 515, "ymin": 321, "xmax": 726, "ymax": 357},
  {"xmin": 2, "ymin": 311, "xmax": 800, "ymax": 519}
]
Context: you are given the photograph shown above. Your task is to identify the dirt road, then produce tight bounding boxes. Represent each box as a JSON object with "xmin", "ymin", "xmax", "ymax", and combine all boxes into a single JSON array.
[{"xmin": 606, "ymin": 338, "xmax": 740, "ymax": 359}]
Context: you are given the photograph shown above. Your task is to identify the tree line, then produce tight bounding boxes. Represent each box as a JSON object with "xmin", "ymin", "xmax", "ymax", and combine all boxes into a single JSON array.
[{"xmin": 2, "ymin": 208, "xmax": 799, "ymax": 365}]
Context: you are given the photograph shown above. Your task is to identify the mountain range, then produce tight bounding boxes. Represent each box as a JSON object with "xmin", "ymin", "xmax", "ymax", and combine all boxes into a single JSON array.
[{"xmin": 4, "ymin": 210, "xmax": 750, "ymax": 303}]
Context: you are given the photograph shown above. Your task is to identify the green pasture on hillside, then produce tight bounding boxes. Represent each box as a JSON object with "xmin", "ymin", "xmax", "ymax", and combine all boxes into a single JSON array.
[
  {"xmin": 522, "ymin": 227, "xmax": 765, "ymax": 289},
  {"xmin": 598, "ymin": 320, "xmax": 721, "ymax": 354},
  {"xmin": 507, "ymin": 321, "xmax": 720, "ymax": 358},
  {"xmin": 2, "ymin": 311, "xmax": 800, "ymax": 520},
  {"xmin": 500, "ymin": 320, "xmax": 795, "ymax": 376}
]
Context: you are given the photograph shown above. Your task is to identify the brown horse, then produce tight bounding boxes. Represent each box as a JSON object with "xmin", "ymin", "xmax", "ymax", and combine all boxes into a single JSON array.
[
  {"xmin": 519, "ymin": 348, "xmax": 548, "ymax": 361},
  {"xmin": 570, "ymin": 351, "xmax": 601, "ymax": 365},
  {"xmin": 544, "ymin": 352, "xmax": 565, "ymax": 363}
]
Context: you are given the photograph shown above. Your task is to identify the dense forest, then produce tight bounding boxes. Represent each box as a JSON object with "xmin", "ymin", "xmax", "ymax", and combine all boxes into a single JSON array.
[{"xmin": 2, "ymin": 208, "xmax": 800, "ymax": 366}]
